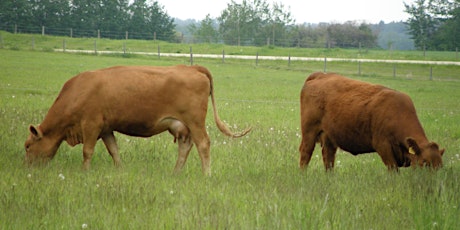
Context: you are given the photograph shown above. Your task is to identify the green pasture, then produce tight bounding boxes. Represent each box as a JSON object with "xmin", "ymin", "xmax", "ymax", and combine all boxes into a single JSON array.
[
  {"xmin": 1, "ymin": 30, "xmax": 460, "ymax": 62},
  {"xmin": 1, "ymin": 46, "xmax": 459, "ymax": 229}
]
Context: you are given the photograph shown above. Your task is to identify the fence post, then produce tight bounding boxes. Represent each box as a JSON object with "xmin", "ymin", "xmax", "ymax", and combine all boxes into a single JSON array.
[
  {"xmin": 323, "ymin": 57, "xmax": 327, "ymax": 72},
  {"xmin": 154, "ymin": 32, "xmax": 156, "ymax": 42},
  {"xmin": 31, "ymin": 37, "xmax": 35, "ymax": 50},
  {"xmin": 42, "ymin": 26, "xmax": 45, "ymax": 36},
  {"xmin": 288, "ymin": 53, "xmax": 291, "ymax": 67},
  {"xmin": 190, "ymin": 46, "xmax": 193, "ymax": 65},
  {"xmin": 222, "ymin": 49, "xmax": 225, "ymax": 63},
  {"xmin": 63, "ymin": 39, "xmax": 66, "ymax": 52},
  {"xmin": 157, "ymin": 45, "xmax": 160, "ymax": 59},
  {"xmin": 430, "ymin": 66, "xmax": 433, "ymax": 80},
  {"xmin": 358, "ymin": 61, "xmax": 361, "ymax": 76},
  {"xmin": 14, "ymin": 24, "xmax": 17, "ymax": 34},
  {"xmin": 97, "ymin": 30, "xmax": 100, "ymax": 39},
  {"xmin": 125, "ymin": 31, "xmax": 128, "ymax": 40},
  {"xmin": 393, "ymin": 64, "xmax": 396, "ymax": 78},
  {"xmin": 256, "ymin": 52, "xmax": 259, "ymax": 66},
  {"xmin": 70, "ymin": 28, "xmax": 73, "ymax": 38}
]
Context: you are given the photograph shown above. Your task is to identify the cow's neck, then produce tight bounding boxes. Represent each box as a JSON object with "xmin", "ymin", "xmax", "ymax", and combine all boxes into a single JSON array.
[
  {"xmin": 39, "ymin": 110, "xmax": 67, "ymax": 145},
  {"xmin": 400, "ymin": 121, "xmax": 429, "ymax": 147}
]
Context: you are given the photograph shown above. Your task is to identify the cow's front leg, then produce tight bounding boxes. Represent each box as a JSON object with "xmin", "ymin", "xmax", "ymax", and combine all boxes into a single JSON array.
[
  {"xmin": 375, "ymin": 142, "xmax": 399, "ymax": 171},
  {"xmin": 82, "ymin": 139, "xmax": 97, "ymax": 170},
  {"xmin": 102, "ymin": 132, "xmax": 122, "ymax": 167},
  {"xmin": 81, "ymin": 122, "xmax": 101, "ymax": 170}
]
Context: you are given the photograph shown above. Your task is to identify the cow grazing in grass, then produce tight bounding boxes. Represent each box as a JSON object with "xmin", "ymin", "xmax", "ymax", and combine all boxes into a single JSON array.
[
  {"xmin": 25, "ymin": 65, "xmax": 251, "ymax": 175},
  {"xmin": 299, "ymin": 72, "xmax": 444, "ymax": 171}
]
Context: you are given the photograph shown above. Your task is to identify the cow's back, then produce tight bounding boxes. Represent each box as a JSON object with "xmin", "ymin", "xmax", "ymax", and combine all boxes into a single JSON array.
[
  {"xmin": 301, "ymin": 72, "xmax": 416, "ymax": 153},
  {"xmin": 45, "ymin": 65, "xmax": 211, "ymax": 137}
]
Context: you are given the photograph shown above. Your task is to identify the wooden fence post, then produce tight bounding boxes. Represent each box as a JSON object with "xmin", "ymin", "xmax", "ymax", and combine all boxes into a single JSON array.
[
  {"xmin": 222, "ymin": 49, "xmax": 225, "ymax": 63},
  {"xmin": 157, "ymin": 45, "xmax": 160, "ymax": 59},
  {"xmin": 430, "ymin": 66, "xmax": 433, "ymax": 80},
  {"xmin": 358, "ymin": 61, "xmax": 361, "ymax": 75},
  {"xmin": 190, "ymin": 46, "xmax": 193, "ymax": 65},
  {"xmin": 393, "ymin": 64, "xmax": 396, "ymax": 78},
  {"xmin": 41, "ymin": 26, "xmax": 45, "ymax": 36},
  {"xmin": 125, "ymin": 31, "xmax": 128, "ymax": 40},
  {"xmin": 70, "ymin": 28, "xmax": 73, "ymax": 38},
  {"xmin": 288, "ymin": 54, "xmax": 291, "ymax": 67},
  {"xmin": 323, "ymin": 57, "xmax": 327, "ymax": 72}
]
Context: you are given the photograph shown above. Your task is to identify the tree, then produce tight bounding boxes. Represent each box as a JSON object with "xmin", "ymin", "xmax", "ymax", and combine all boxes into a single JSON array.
[
  {"xmin": 188, "ymin": 14, "xmax": 219, "ymax": 43},
  {"xmin": 326, "ymin": 21, "xmax": 377, "ymax": 48},
  {"xmin": 404, "ymin": 0, "xmax": 459, "ymax": 50},
  {"xmin": 128, "ymin": 0, "xmax": 175, "ymax": 40},
  {"xmin": 431, "ymin": 0, "xmax": 460, "ymax": 50},
  {"xmin": 404, "ymin": 0, "xmax": 438, "ymax": 50},
  {"xmin": 0, "ymin": 0, "xmax": 36, "ymax": 32},
  {"xmin": 218, "ymin": 0, "xmax": 294, "ymax": 46}
]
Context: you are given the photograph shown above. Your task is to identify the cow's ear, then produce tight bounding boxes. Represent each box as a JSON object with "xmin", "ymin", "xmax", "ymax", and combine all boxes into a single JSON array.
[
  {"xmin": 29, "ymin": 125, "xmax": 43, "ymax": 139},
  {"xmin": 430, "ymin": 142, "xmax": 445, "ymax": 156},
  {"xmin": 406, "ymin": 137, "xmax": 421, "ymax": 155}
]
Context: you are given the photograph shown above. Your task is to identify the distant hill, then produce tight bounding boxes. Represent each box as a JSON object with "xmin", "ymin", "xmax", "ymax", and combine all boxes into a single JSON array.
[{"xmin": 372, "ymin": 21, "xmax": 415, "ymax": 50}]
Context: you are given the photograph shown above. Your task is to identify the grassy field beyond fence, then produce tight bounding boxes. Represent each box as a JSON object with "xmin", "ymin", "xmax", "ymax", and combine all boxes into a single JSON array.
[{"xmin": 0, "ymin": 42, "xmax": 459, "ymax": 229}]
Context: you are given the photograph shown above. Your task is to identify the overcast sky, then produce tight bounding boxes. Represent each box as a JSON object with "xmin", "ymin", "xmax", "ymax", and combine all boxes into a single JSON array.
[{"xmin": 156, "ymin": 0, "xmax": 415, "ymax": 24}]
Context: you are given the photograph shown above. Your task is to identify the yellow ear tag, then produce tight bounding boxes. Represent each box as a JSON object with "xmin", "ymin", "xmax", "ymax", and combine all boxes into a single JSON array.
[{"xmin": 409, "ymin": 147, "xmax": 416, "ymax": 155}]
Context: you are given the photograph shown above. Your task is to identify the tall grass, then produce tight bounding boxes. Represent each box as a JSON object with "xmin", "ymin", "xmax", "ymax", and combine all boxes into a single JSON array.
[{"xmin": 1, "ymin": 48, "xmax": 459, "ymax": 229}]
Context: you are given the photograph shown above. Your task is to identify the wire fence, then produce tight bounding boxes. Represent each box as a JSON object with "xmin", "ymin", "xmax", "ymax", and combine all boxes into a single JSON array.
[
  {"xmin": 1, "ymin": 25, "xmax": 459, "ymax": 82},
  {"xmin": 0, "ymin": 23, "xmax": 410, "ymax": 50}
]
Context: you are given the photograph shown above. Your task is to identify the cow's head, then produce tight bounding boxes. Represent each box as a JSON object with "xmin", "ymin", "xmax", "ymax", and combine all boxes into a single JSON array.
[
  {"xmin": 406, "ymin": 137, "xmax": 444, "ymax": 169},
  {"xmin": 24, "ymin": 125, "xmax": 60, "ymax": 166}
]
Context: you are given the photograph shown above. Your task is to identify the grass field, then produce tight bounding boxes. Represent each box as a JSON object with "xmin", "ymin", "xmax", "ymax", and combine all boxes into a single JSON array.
[{"xmin": 1, "ymin": 43, "xmax": 459, "ymax": 229}]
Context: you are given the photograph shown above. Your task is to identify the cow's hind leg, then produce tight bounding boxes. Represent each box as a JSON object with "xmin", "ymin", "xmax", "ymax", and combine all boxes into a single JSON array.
[
  {"xmin": 299, "ymin": 131, "xmax": 317, "ymax": 170},
  {"xmin": 321, "ymin": 135, "xmax": 337, "ymax": 171},
  {"xmin": 188, "ymin": 126, "xmax": 211, "ymax": 176},
  {"xmin": 167, "ymin": 119, "xmax": 193, "ymax": 174},
  {"xmin": 102, "ymin": 132, "xmax": 122, "ymax": 167}
]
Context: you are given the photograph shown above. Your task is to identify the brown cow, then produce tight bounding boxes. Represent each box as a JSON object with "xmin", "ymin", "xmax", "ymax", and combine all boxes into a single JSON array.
[
  {"xmin": 299, "ymin": 72, "xmax": 444, "ymax": 171},
  {"xmin": 25, "ymin": 65, "xmax": 251, "ymax": 175}
]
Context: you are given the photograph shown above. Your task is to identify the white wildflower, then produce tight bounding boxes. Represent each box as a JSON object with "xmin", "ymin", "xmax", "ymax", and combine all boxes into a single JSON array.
[{"xmin": 58, "ymin": 173, "xmax": 65, "ymax": 180}]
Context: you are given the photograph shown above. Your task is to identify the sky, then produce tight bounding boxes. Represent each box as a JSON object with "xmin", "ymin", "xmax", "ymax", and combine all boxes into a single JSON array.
[{"xmin": 156, "ymin": 0, "xmax": 415, "ymax": 24}]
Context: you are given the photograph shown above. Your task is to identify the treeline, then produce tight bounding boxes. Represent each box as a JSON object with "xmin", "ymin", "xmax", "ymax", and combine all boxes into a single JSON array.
[
  {"xmin": 405, "ymin": 0, "xmax": 459, "ymax": 51},
  {"xmin": 0, "ymin": 0, "xmax": 176, "ymax": 41},
  {"xmin": 0, "ymin": 0, "xmax": 378, "ymax": 48}
]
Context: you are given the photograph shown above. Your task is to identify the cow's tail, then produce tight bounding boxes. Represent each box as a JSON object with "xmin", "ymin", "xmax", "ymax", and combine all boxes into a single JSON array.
[{"xmin": 194, "ymin": 65, "xmax": 251, "ymax": 138}]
